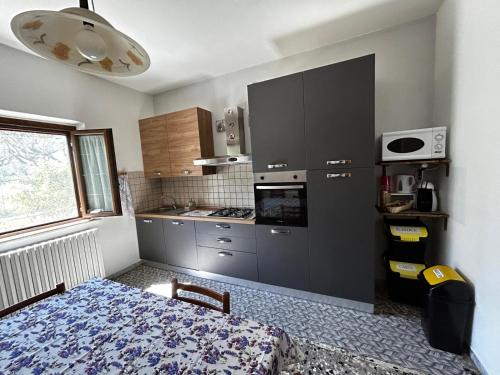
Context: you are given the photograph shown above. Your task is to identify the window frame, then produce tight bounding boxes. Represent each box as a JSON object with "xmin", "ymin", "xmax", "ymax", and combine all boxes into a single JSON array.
[
  {"xmin": 71, "ymin": 129, "xmax": 122, "ymax": 218},
  {"xmin": 0, "ymin": 117, "xmax": 121, "ymax": 238}
]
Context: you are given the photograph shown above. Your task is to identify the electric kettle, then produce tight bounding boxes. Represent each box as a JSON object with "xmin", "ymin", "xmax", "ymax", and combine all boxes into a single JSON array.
[{"xmin": 395, "ymin": 175, "xmax": 416, "ymax": 194}]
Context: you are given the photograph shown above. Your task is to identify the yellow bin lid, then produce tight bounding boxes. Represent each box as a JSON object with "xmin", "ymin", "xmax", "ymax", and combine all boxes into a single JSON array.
[
  {"xmin": 390, "ymin": 225, "xmax": 428, "ymax": 242},
  {"xmin": 389, "ymin": 261, "xmax": 426, "ymax": 280},
  {"xmin": 422, "ymin": 265, "xmax": 465, "ymax": 286}
]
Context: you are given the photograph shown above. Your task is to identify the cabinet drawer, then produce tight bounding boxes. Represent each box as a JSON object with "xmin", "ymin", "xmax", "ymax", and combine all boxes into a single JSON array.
[
  {"xmin": 196, "ymin": 234, "xmax": 256, "ymax": 253},
  {"xmin": 256, "ymin": 225, "xmax": 309, "ymax": 290},
  {"xmin": 197, "ymin": 246, "xmax": 258, "ymax": 281},
  {"xmin": 195, "ymin": 221, "xmax": 255, "ymax": 238}
]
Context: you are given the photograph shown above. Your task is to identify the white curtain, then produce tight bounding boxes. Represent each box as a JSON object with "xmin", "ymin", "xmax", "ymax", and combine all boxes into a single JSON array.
[{"xmin": 79, "ymin": 135, "xmax": 112, "ymax": 212}]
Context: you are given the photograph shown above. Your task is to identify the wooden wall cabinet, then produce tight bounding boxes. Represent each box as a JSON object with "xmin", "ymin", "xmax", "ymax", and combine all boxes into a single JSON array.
[{"xmin": 139, "ymin": 107, "xmax": 215, "ymax": 178}]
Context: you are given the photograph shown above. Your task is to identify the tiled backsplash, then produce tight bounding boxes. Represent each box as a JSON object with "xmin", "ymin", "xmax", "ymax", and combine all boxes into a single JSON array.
[
  {"xmin": 126, "ymin": 165, "xmax": 254, "ymax": 212},
  {"xmin": 162, "ymin": 164, "xmax": 254, "ymax": 208},
  {"xmin": 126, "ymin": 171, "xmax": 163, "ymax": 212}
]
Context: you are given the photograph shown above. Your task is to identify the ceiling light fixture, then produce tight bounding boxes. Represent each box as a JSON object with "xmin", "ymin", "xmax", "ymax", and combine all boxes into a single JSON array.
[{"xmin": 11, "ymin": 0, "xmax": 150, "ymax": 76}]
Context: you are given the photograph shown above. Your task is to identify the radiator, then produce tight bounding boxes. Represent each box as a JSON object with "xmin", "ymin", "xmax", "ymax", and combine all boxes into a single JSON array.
[{"xmin": 0, "ymin": 228, "xmax": 105, "ymax": 310}]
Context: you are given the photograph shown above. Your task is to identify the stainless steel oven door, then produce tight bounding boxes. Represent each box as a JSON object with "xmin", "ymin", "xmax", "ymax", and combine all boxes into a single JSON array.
[{"xmin": 253, "ymin": 171, "xmax": 307, "ymax": 227}]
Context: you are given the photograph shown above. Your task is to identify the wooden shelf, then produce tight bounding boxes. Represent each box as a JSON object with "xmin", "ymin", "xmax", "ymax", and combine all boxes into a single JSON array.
[
  {"xmin": 377, "ymin": 158, "xmax": 451, "ymax": 176},
  {"xmin": 376, "ymin": 207, "xmax": 449, "ymax": 230}
]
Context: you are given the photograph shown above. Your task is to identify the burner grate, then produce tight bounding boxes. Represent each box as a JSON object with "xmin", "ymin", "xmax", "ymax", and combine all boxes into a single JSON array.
[{"xmin": 209, "ymin": 208, "xmax": 253, "ymax": 218}]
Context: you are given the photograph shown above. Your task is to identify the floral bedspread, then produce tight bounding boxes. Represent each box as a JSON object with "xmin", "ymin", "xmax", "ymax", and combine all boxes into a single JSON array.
[{"xmin": 0, "ymin": 278, "xmax": 297, "ymax": 374}]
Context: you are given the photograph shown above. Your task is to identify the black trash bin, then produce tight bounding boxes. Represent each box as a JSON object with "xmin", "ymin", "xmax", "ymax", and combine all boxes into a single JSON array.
[{"xmin": 419, "ymin": 265, "xmax": 474, "ymax": 354}]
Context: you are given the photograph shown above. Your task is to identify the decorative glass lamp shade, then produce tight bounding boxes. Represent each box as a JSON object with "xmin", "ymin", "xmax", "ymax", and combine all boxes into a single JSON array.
[{"xmin": 11, "ymin": 7, "xmax": 150, "ymax": 76}]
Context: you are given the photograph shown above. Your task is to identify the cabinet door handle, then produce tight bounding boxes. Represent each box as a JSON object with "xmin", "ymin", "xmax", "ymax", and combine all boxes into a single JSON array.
[
  {"xmin": 172, "ymin": 221, "xmax": 184, "ymax": 226},
  {"xmin": 218, "ymin": 251, "xmax": 233, "ymax": 257},
  {"xmin": 143, "ymin": 219, "xmax": 153, "ymax": 223},
  {"xmin": 326, "ymin": 159, "xmax": 352, "ymax": 166},
  {"xmin": 270, "ymin": 228, "xmax": 291, "ymax": 235},
  {"xmin": 153, "ymin": 171, "xmax": 161, "ymax": 176},
  {"xmin": 216, "ymin": 237, "xmax": 232, "ymax": 244},
  {"xmin": 215, "ymin": 223, "xmax": 231, "ymax": 229},
  {"xmin": 326, "ymin": 172, "xmax": 352, "ymax": 178},
  {"xmin": 267, "ymin": 163, "xmax": 288, "ymax": 169},
  {"xmin": 182, "ymin": 169, "xmax": 192, "ymax": 175},
  {"xmin": 326, "ymin": 172, "xmax": 352, "ymax": 179}
]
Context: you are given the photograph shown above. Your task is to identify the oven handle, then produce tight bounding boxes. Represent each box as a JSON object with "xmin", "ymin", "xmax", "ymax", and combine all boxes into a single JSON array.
[{"xmin": 255, "ymin": 185, "xmax": 304, "ymax": 190}]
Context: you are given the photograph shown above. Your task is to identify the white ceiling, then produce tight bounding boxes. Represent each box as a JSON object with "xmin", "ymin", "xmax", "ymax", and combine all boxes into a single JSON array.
[{"xmin": 0, "ymin": 0, "xmax": 443, "ymax": 94}]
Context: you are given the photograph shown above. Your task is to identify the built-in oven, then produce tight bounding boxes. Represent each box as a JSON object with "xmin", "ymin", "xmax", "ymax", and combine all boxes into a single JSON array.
[{"xmin": 253, "ymin": 170, "xmax": 307, "ymax": 227}]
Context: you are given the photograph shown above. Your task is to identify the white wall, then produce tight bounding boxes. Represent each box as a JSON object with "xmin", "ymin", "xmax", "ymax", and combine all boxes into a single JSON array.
[
  {"xmin": 0, "ymin": 43, "xmax": 154, "ymax": 276},
  {"xmin": 154, "ymin": 16, "xmax": 437, "ymax": 279},
  {"xmin": 433, "ymin": 1, "xmax": 500, "ymax": 373},
  {"xmin": 155, "ymin": 16, "xmax": 436, "ymax": 157}
]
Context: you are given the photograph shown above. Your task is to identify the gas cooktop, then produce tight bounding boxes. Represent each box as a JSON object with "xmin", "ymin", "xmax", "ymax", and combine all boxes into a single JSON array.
[{"xmin": 208, "ymin": 208, "xmax": 254, "ymax": 219}]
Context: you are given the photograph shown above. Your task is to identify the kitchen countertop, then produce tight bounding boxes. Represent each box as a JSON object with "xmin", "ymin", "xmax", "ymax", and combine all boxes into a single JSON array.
[{"xmin": 135, "ymin": 207, "xmax": 256, "ymax": 225}]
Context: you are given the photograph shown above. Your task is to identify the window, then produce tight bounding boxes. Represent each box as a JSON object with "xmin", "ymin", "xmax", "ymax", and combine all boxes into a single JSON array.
[{"xmin": 0, "ymin": 117, "xmax": 121, "ymax": 236}]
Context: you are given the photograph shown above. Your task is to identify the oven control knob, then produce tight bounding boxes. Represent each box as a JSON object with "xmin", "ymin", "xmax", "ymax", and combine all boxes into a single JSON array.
[
  {"xmin": 260, "ymin": 176, "xmax": 264, "ymax": 180},
  {"xmin": 434, "ymin": 143, "xmax": 443, "ymax": 150},
  {"xmin": 435, "ymin": 134, "xmax": 444, "ymax": 141}
]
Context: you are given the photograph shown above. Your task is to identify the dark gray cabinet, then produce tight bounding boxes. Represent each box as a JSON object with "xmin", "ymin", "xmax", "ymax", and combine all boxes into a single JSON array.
[
  {"xmin": 248, "ymin": 73, "xmax": 306, "ymax": 173},
  {"xmin": 164, "ymin": 219, "xmax": 198, "ymax": 269},
  {"xmin": 195, "ymin": 220, "xmax": 257, "ymax": 280},
  {"xmin": 136, "ymin": 218, "xmax": 166, "ymax": 263},
  {"xmin": 307, "ymin": 168, "xmax": 375, "ymax": 303},
  {"xmin": 197, "ymin": 246, "xmax": 258, "ymax": 281},
  {"xmin": 256, "ymin": 225, "xmax": 309, "ymax": 290},
  {"xmin": 195, "ymin": 221, "xmax": 255, "ymax": 238},
  {"xmin": 304, "ymin": 54, "xmax": 375, "ymax": 170}
]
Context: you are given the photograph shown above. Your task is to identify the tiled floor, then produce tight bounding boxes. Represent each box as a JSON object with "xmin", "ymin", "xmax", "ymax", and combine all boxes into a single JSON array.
[{"xmin": 114, "ymin": 265, "xmax": 478, "ymax": 375}]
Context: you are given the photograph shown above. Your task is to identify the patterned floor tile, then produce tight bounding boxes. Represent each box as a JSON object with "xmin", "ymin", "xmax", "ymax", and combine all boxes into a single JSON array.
[{"xmin": 114, "ymin": 265, "xmax": 479, "ymax": 375}]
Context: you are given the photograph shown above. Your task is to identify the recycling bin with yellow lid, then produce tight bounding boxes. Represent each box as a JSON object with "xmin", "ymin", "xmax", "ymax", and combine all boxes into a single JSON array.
[
  {"xmin": 385, "ymin": 219, "xmax": 428, "ymax": 263},
  {"xmin": 418, "ymin": 265, "xmax": 474, "ymax": 354},
  {"xmin": 386, "ymin": 260, "xmax": 426, "ymax": 306}
]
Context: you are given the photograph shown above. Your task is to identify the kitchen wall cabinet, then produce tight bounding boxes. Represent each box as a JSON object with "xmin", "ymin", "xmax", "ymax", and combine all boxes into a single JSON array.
[
  {"xmin": 136, "ymin": 218, "xmax": 166, "ymax": 263},
  {"xmin": 139, "ymin": 116, "xmax": 171, "ymax": 178},
  {"xmin": 256, "ymin": 225, "xmax": 309, "ymax": 291},
  {"xmin": 164, "ymin": 219, "xmax": 198, "ymax": 269},
  {"xmin": 248, "ymin": 73, "xmax": 306, "ymax": 173},
  {"xmin": 307, "ymin": 168, "xmax": 375, "ymax": 304},
  {"xmin": 304, "ymin": 55, "xmax": 375, "ymax": 170},
  {"xmin": 139, "ymin": 107, "xmax": 215, "ymax": 178}
]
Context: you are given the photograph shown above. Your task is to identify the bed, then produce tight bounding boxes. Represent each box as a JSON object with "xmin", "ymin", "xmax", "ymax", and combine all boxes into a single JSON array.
[{"xmin": 0, "ymin": 278, "xmax": 297, "ymax": 374}]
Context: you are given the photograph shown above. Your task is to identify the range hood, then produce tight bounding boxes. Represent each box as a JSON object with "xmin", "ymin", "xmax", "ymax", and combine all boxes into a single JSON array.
[
  {"xmin": 194, "ymin": 154, "xmax": 252, "ymax": 166},
  {"xmin": 194, "ymin": 106, "xmax": 252, "ymax": 167}
]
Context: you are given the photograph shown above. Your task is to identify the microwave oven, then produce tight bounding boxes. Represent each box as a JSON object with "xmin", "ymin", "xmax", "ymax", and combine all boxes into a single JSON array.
[{"xmin": 382, "ymin": 127, "xmax": 446, "ymax": 161}]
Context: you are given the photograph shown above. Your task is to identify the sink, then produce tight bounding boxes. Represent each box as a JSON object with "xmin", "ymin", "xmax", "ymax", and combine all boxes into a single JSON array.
[{"xmin": 145, "ymin": 207, "xmax": 187, "ymax": 215}]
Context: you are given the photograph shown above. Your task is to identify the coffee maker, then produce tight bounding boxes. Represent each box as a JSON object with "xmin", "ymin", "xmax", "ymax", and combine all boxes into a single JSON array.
[{"xmin": 416, "ymin": 181, "xmax": 438, "ymax": 212}]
